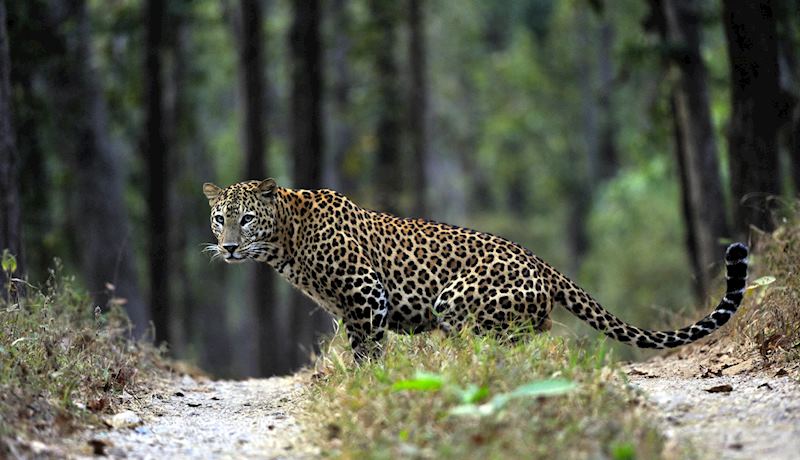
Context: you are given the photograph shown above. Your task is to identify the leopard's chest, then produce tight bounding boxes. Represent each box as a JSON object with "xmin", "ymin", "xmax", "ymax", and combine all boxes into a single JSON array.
[{"xmin": 275, "ymin": 259, "xmax": 345, "ymax": 318}]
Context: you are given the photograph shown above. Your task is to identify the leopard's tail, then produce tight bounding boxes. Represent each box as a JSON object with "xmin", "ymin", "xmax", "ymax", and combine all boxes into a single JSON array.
[{"xmin": 557, "ymin": 243, "xmax": 748, "ymax": 348}]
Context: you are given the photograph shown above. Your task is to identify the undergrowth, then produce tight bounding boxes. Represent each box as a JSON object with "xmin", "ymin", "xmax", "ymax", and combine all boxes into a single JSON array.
[
  {"xmin": 725, "ymin": 203, "xmax": 800, "ymax": 362},
  {"xmin": 0, "ymin": 259, "xmax": 164, "ymax": 456},
  {"xmin": 304, "ymin": 325, "xmax": 663, "ymax": 459}
]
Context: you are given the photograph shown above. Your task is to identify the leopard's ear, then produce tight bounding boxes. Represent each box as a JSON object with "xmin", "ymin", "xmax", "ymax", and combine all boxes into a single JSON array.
[
  {"xmin": 257, "ymin": 178, "xmax": 277, "ymax": 202},
  {"xmin": 203, "ymin": 183, "xmax": 223, "ymax": 207}
]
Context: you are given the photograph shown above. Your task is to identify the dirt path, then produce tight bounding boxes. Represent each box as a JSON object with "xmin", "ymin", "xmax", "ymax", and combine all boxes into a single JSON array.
[
  {"xmin": 69, "ymin": 375, "xmax": 315, "ymax": 459},
  {"xmin": 61, "ymin": 351, "xmax": 800, "ymax": 459},
  {"xmin": 626, "ymin": 354, "xmax": 800, "ymax": 459}
]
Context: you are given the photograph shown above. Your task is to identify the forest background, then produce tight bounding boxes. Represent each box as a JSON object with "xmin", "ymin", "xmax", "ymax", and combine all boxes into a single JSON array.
[{"xmin": 1, "ymin": 0, "xmax": 798, "ymax": 377}]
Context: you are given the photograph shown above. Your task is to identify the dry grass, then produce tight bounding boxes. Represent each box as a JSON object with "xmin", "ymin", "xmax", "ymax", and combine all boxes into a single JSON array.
[
  {"xmin": 723, "ymin": 203, "xmax": 800, "ymax": 363},
  {"xmin": 0, "ymin": 260, "xmax": 165, "ymax": 456},
  {"xmin": 303, "ymin": 324, "xmax": 664, "ymax": 459}
]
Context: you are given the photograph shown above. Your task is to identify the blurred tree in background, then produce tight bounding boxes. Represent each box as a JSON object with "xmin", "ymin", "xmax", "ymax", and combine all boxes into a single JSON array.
[
  {"xmin": 648, "ymin": 0, "xmax": 730, "ymax": 300},
  {"xmin": 0, "ymin": 0, "xmax": 23, "ymax": 296},
  {"xmin": 2, "ymin": 0, "xmax": 799, "ymax": 376},
  {"xmin": 722, "ymin": 0, "xmax": 785, "ymax": 235}
]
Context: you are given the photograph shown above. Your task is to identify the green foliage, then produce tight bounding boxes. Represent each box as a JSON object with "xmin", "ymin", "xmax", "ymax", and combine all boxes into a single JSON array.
[
  {"xmin": 449, "ymin": 378, "xmax": 576, "ymax": 417},
  {"xmin": 578, "ymin": 157, "xmax": 692, "ymax": 344},
  {"xmin": 13, "ymin": 0, "xmax": 779, "ymax": 377},
  {"xmin": 390, "ymin": 370, "xmax": 575, "ymax": 417},
  {"xmin": 0, "ymin": 264, "xmax": 163, "ymax": 448},
  {"xmin": 392, "ymin": 371, "xmax": 444, "ymax": 391},
  {"xmin": 304, "ymin": 323, "xmax": 665, "ymax": 459},
  {"xmin": 1, "ymin": 250, "xmax": 17, "ymax": 274},
  {"xmin": 610, "ymin": 441, "xmax": 637, "ymax": 460}
]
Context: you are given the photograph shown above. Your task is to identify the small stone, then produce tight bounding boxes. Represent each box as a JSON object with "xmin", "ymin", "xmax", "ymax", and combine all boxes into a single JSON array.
[
  {"xmin": 87, "ymin": 439, "xmax": 112, "ymax": 455},
  {"xmin": 704, "ymin": 384, "xmax": 733, "ymax": 393},
  {"xmin": 107, "ymin": 410, "xmax": 141, "ymax": 429}
]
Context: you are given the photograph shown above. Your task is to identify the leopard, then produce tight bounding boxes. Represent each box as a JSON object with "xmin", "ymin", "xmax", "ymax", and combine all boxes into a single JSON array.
[{"xmin": 203, "ymin": 178, "xmax": 749, "ymax": 361}]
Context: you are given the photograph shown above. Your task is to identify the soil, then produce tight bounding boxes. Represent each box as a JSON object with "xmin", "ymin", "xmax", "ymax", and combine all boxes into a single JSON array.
[
  {"xmin": 49, "ymin": 342, "xmax": 799, "ymax": 459},
  {"xmin": 65, "ymin": 374, "xmax": 316, "ymax": 460},
  {"xmin": 625, "ymin": 342, "xmax": 800, "ymax": 460}
]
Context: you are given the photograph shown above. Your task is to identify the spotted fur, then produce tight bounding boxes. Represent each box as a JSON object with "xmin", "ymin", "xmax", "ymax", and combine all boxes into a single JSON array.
[{"xmin": 203, "ymin": 179, "xmax": 749, "ymax": 360}]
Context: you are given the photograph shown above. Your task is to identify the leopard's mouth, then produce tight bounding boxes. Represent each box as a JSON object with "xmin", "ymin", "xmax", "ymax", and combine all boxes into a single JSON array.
[{"xmin": 223, "ymin": 253, "xmax": 247, "ymax": 264}]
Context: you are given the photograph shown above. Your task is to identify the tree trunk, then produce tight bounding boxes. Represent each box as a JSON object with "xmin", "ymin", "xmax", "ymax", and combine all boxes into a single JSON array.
[
  {"xmin": 567, "ymin": 12, "xmax": 618, "ymax": 273},
  {"xmin": 289, "ymin": 0, "xmax": 323, "ymax": 191},
  {"xmin": 408, "ymin": 0, "xmax": 428, "ymax": 218},
  {"xmin": 596, "ymin": 21, "xmax": 619, "ymax": 183},
  {"xmin": 662, "ymin": 0, "xmax": 730, "ymax": 299},
  {"xmin": 369, "ymin": 0, "xmax": 404, "ymax": 215},
  {"xmin": 144, "ymin": 0, "xmax": 170, "ymax": 344},
  {"xmin": 645, "ymin": 0, "xmax": 705, "ymax": 300},
  {"xmin": 192, "ymin": 141, "xmax": 234, "ymax": 377},
  {"xmin": 239, "ymin": 0, "xmax": 268, "ymax": 183},
  {"xmin": 165, "ymin": 7, "xmax": 188, "ymax": 357},
  {"xmin": 236, "ymin": 0, "xmax": 284, "ymax": 376},
  {"xmin": 774, "ymin": 0, "xmax": 800, "ymax": 196},
  {"xmin": 722, "ymin": 0, "xmax": 783, "ymax": 234},
  {"xmin": 329, "ymin": 0, "xmax": 356, "ymax": 195},
  {"xmin": 5, "ymin": 1, "xmax": 50, "ymax": 283},
  {"xmin": 671, "ymin": 96, "xmax": 704, "ymax": 300},
  {"xmin": 289, "ymin": 0, "xmax": 331, "ymax": 369},
  {"xmin": 0, "ymin": 1, "xmax": 24, "ymax": 295},
  {"xmin": 37, "ymin": 0, "xmax": 149, "ymax": 333},
  {"xmin": 794, "ymin": 113, "xmax": 800, "ymax": 195}
]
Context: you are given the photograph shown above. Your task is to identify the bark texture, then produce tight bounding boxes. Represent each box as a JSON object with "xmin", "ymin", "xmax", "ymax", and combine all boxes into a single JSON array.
[
  {"xmin": 144, "ymin": 0, "xmax": 170, "ymax": 344},
  {"xmin": 662, "ymin": 0, "xmax": 730, "ymax": 298},
  {"xmin": 237, "ymin": 0, "xmax": 284, "ymax": 376},
  {"xmin": 289, "ymin": 0, "xmax": 332, "ymax": 369},
  {"xmin": 722, "ymin": 0, "xmax": 783, "ymax": 234},
  {"xmin": 369, "ymin": 0, "xmax": 404, "ymax": 215}
]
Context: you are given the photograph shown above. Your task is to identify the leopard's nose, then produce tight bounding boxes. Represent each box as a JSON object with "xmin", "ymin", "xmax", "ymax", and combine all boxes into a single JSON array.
[{"xmin": 223, "ymin": 243, "xmax": 239, "ymax": 255}]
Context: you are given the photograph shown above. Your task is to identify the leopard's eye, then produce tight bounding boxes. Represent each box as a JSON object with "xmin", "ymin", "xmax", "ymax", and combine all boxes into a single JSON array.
[
  {"xmin": 240, "ymin": 214, "xmax": 255, "ymax": 226},
  {"xmin": 214, "ymin": 215, "xmax": 224, "ymax": 224}
]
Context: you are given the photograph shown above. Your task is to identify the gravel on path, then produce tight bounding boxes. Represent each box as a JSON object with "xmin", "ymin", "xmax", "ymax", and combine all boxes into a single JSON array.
[
  {"xmin": 627, "ymin": 356, "xmax": 800, "ymax": 460},
  {"xmin": 70, "ymin": 375, "xmax": 316, "ymax": 460}
]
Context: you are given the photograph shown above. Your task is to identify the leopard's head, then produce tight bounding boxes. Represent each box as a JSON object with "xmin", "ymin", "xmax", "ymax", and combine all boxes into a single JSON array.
[{"xmin": 202, "ymin": 178, "xmax": 278, "ymax": 264}]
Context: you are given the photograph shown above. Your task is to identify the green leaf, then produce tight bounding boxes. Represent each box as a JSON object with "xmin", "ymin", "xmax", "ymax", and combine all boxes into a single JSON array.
[
  {"xmin": 1, "ymin": 250, "xmax": 17, "ymax": 274},
  {"xmin": 450, "ymin": 379, "xmax": 576, "ymax": 417},
  {"xmin": 373, "ymin": 367, "xmax": 390, "ymax": 384},
  {"xmin": 611, "ymin": 441, "xmax": 636, "ymax": 460},
  {"xmin": 747, "ymin": 276, "xmax": 776, "ymax": 290},
  {"xmin": 448, "ymin": 402, "xmax": 495, "ymax": 417},
  {"xmin": 505, "ymin": 379, "xmax": 576, "ymax": 399},
  {"xmin": 391, "ymin": 371, "xmax": 444, "ymax": 391},
  {"xmin": 458, "ymin": 384, "xmax": 490, "ymax": 404}
]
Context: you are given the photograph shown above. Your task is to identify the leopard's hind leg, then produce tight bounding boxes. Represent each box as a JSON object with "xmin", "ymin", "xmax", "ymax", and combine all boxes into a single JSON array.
[{"xmin": 431, "ymin": 271, "xmax": 554, "ymax": 337}]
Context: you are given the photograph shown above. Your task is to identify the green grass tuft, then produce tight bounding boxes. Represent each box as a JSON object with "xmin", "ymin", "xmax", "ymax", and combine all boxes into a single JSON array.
[
  {"xmin": 303, "ymin": 324, "xmax": 664, "ymax": 459},
  {"xmin": 0, "ymin": 261, "xmax": 164, "ymax": 454}
]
